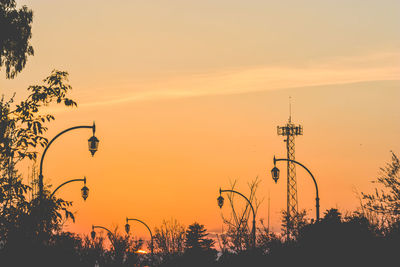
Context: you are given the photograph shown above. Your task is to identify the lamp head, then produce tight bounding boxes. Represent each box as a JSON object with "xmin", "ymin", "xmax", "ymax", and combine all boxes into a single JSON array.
[
  {"xmin": 91, "ymin": 226, "xmax": 96, "ymax": 239},
  {"xmin": 88, "ymin": 135, "xmax": 99, "ymax": 156},
  {"xmin": 217, "ymin": 195, "xmax": 224, "ymax": 208},
  {"xmin": 81, "ymin": 185, "xmax": 89, "ymax": 201},
  {"xmin": 271, "ymin": 166, "xmax": 280, "ymax": 183},
  {"xmin": 125, "ymin": 223, "xmax": 130, "ymax": 234}
]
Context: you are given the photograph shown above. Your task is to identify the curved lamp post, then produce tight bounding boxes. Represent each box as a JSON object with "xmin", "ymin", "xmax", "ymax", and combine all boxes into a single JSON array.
[
  {"xmin": 271, "ymin": 156, "xmax": 320, "ymax": 221},
  {"xmin": 91, "ymin": 225, "xmax": 115, "ymax": 245},
  {"xmin": 125, "ymin": 217, "xmax": 154, "ymax": 257},
  {"xmin": 218, "ymin": 188, "xmax": 256, "ymax": 249},
  {"xmin": 38, "ymin": 122, "xmax": 99, "ymax": 199},
  {"xmin": 49, "ymin": 177, "xmax": 89, "ymax": 200}
]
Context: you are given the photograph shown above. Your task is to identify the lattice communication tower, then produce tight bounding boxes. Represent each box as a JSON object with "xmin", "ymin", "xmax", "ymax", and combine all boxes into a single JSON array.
[{"xmin": 277, "ymin": 112, "xmax": 303, "ymax": 225}]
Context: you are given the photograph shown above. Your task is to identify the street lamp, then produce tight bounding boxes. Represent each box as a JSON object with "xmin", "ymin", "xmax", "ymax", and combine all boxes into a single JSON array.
[
  {"xmin": 271, "ymin": 156, "xmax": 320, "ymax": 221},
  {"xmin": 217, "ymin": 195, "xmax": 224, "ymax": 208},
  {"xmin": 271, "ymin": 166, "xmax": 280, "ymax": 183},
  {"xmin": 88, "ymin": 135, "xmax": 99, "ymax": 157},
  {"xmin": 218, "ymin": 188, "xmax": 257, "ymax": 249},
  {"xmin": 125, "ymin": 217, "xmax": 154, "ymax": 258},
  {"xmin": 81, "ymin": 183, "xmax": 89, "ymax": 201},
  {"xmin": 91, "ymin": 225, "xmax": 115, "ymax": 244},
  {"xmin": 49, "ymin": 177, "xmax": 89, "ymax": 200},
  {"xmin": 38, "ymin": 122, "xmax": 99, "ymax": 199}
]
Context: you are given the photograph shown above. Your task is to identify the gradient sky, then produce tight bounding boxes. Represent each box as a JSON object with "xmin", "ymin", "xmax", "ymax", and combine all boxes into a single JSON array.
[{"xmin": 1, "ymin": 0, "xmax": 400, "ymax": 245}]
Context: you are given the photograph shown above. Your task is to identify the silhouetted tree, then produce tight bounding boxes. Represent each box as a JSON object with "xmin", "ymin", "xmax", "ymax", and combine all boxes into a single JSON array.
[
  {"xmin": 184, "ymin": 222, "xmax": 214, "ymax": 251},
  {"xmin": 220, "ymin": 177, "xmax": 261, "ymax": 252},
  {"xmin": 0, "ymin": 70, "xmax": 79, "ymax": 264},
  {"xmin": 0, "ymin": 1, "xmax": 90, "ymax": 265},
  {"xmin": 45, "ymin": 232, "xmax": 84, "ymax": 266},
  {"xmin": 321, "ymin": 208, "xmax": 341, "ymax": 223},
  {"xmin": 0, "ymin": 70, "xmax": 76, "ymax": 165},
  {"xmin": 102, "ymin": 227, "xmax": 144, "ymax": 267},
  {"xmin": 280, "ymin": 209, "xmax": 308, "ymax": 241},
  {"xmin": 153, "ymin": 218, "xmax": 186, "ymax": 263},
  {"xmin": 125, "ymin": 237, "xmax": 147, "ymax": 267},
  {"xmin": 362, "ymin": 151, "xmax": 400, "ymax": 222},
  {"xmin": 291, "ymin": 208, "xmax": 382, "ymax": 266},
  {"xmin": 256, "ymin": 220, "xmax": 284, "ymax": 255},
  {"xmin": 81, "ymin": 234, "xmax": 109, "ymax": 267},
  {"xmin": 0, "ymin": 70, "xmax": 77, "ymax": 239},
  {"xmin": 0, "ymin": 0, "xmax": 34, "ymax": 78},
  {"xmin": 181, "ymin": 222, "xmax": 217, "ymax": 266}
]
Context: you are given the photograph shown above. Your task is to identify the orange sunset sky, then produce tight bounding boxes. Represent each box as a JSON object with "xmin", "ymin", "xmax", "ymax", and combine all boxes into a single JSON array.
[{"xmin": 1, "ymin": 0, "xmax": 400, "ymax": 244}]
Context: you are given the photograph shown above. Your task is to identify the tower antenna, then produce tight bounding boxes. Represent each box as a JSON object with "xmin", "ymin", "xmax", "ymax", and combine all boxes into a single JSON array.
[
  {"xmin": 289, "ymin": 96, "xmax": 292, "ymax": 122},
  {"xmin": 277, "ymin": 98, "xmax": 303, "ymax": 240}
]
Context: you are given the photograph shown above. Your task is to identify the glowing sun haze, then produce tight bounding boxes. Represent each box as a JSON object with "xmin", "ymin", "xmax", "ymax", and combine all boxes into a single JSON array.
[{"xmin": 1, "ymin": 0, "xmax": 399, "ymax": 242}]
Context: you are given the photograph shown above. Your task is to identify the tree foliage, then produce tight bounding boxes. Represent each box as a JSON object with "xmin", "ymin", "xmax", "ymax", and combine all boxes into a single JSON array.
[
  {"xmin": 0, "ymin": 70, "xmax": 77, "ymax": 252},
  {"xmin": 153, "ymin": 218, "xmax": 186, "ymax": 258},
  {"xmin": 362, "ymin": 152, "xmax": 400, "ymax": 222},
  {"xmin": 0, "ymin": 0, "xmax": 34, "ymax": 79},
  {"xmin": 219, "ymin": 177, "xmax": 261, "ymax": 252},
  {"xmin": 0, "ymin": 70, "xmax": 77, "ymax": 166},
  {"xmin": 280, "ymin": 209, "xmax": 309, "ymax": 240},
  {"xmin": 185, "ymin": 222, "xmax": 215, "ymax": 251},
  {"xmin": 106, "ymin": 228, "xmax": 145, "ymax": 266},
  {"xmin": 256, "ymin": 221, "xmax": 284, "ymax": 256}
]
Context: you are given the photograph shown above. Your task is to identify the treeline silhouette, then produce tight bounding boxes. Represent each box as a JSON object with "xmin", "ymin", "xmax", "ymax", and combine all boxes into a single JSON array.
[
  {"xmin": 1, "ymin": 151, "xmax": 400, "ymax": 267},
  {"xmin": 2, "ymin": 205, "xmax": 400, "ymax": 266},
  {"xmin": 2, "ymin": 1, "xmax": 400, "ymax": 266}
]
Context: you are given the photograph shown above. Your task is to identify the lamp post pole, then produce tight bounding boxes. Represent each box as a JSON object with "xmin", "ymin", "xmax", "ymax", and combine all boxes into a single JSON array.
[
  {"xmin": 49, "ymin": 177, "xmax": 89, "ymax": 200},
  {"xmin": 218, "ymin": 188, "xmax": 256, "ymax": 249},
  {"xmin": 91, "ymin": 225, "xmax": 115, "ymax": 246},
  {"xmin": 125, "ymin": 218, "xmax": 154, "ymax": 259},
  {"xmin": 38, "ymin": 122, "xmax": 99, "ymax": 199},
  {"xmin": 272, "ymin": 156, "xmax": 320, "ymax": 222}
]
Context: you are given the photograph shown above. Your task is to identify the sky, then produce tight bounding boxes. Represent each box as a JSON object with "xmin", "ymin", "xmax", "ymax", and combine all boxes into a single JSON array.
[{"xmin": 1, "ymin": 0, "xmax": 400, "ymax": 247}]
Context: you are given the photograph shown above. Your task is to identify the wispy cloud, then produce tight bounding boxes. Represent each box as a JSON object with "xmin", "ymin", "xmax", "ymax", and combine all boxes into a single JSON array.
[{"xmin": 74, "ymin": 51, "xmax": 400, "ymax": 108}]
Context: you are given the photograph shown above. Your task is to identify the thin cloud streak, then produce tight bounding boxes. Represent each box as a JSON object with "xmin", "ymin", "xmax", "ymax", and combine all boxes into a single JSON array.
[{"xmin": 50, "ymin": 51, "xmax": 400, "ymax": 111}]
